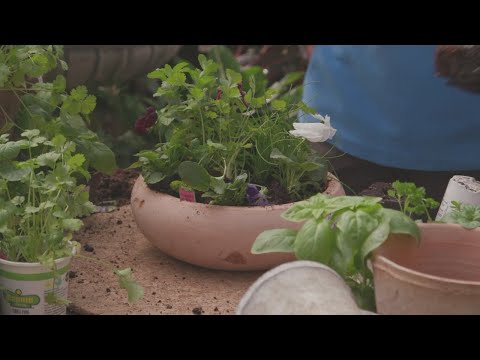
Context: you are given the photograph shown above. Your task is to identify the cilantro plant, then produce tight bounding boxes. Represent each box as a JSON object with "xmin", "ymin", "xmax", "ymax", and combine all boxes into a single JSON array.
[
  {"xmin": 387, "ymin": 181, "xmax": 439, "ymax": 221},
  {"xmin": 0, "ymin": 45, "xmax": 116, "ymax": 174},
  {"xmin": 251, "ymin": 194, "xmax": 420, "ymax": 311},
  {"xmin": 132, "ymin": 52, "xmax": 331, "ymax": 206},
  {"xmin": 0, "ymin": 131, "xmax": 143, "ymax": 303},
  {"xmin": 440, "ymin": 201, "xmax": 480, "ymax": 229}
]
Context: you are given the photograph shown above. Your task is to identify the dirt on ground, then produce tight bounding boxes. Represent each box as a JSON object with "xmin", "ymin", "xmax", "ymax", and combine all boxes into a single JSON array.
[{"xmin": 68, "ymin": 205, "xmax": 261, "ymax": 315}]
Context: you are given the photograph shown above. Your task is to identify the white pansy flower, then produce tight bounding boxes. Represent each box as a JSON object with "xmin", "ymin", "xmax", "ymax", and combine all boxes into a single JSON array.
[{"xmin": 289, "ymin": 114, "xmax": 337, "ymax": 142}]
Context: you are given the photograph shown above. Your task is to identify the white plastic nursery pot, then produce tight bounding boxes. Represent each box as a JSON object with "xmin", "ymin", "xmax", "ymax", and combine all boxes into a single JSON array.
[
  {"xmin": 372, "ymin": 223, "xmax": 480, "ymax": 315},
  {"xmin": 131, "ymin": 173, "xmax": 345, "ymax": 271},
  {"xmin": 0, "ymin": 256, "xmax": 72, "ymax": 315}
]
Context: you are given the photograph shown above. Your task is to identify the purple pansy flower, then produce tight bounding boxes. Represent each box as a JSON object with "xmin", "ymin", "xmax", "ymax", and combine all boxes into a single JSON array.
[{"xmin": 246, "ymin": 184, "xmax": 269, "ymax": 206}]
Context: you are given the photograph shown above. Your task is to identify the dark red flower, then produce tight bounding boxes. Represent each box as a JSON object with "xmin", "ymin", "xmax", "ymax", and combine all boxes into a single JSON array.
[
  {"xmin": 216, "ymin": 89, "xmax": 223, "ymax": 100},
  {"xmin": 134, "ymin": 107, "xmax": 157, "ymax": 134},
  {"xmin": 134, "ymin": 118, "xmax": 148, "ymax": 134}
]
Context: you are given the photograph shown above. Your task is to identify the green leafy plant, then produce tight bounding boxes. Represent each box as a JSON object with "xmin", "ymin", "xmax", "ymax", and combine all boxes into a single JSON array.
[
  {"xmin": 387, "ymin": 181, "xmax": 439, "ymax": 221},
  {"xmin": 440, "ymin": 201, "xmax": 480, "ymax": 229},
  {"xmin": 0, "ymin": 45, "xmax": 117, "ymax": 174},
  {"xmin": 251, "ymin": 194, "xmax": 420, "ymax": 311},
  {"xmin": 0, "ymin": 131, "xmax": 143, "ymax": 303},
  {"xmin": 132, "ymin": 49, "xmax": 334, "ymax": 206}
]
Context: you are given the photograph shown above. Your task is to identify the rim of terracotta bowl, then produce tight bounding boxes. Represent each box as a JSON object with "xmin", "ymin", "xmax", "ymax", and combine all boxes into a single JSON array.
[
  {"xmin": 372, "ymin": 222, "xmax": 480, "ymax": 287},
  {"xmin": 133, "ymin": 172, "xmax": 344, "ymax": 212}
]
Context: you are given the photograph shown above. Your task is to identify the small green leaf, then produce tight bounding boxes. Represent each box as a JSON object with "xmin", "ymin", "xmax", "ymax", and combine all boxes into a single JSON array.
[
  {"xmin": 207, "ymin": 139, "xmax": 226, "ymax": 150},
  {"xmin": 62, "ymin": 219, "xmax": 83, "ymax": 231},
  {"xmin": 189, "ymin": 87, "xmax": 204, "ymax": 100},
  {"xmin": 25, "ymin": 206, "xmax": 40, "ymax": 214},
  {"xmin": 440, "ymin": 204, "xmax": 480, "ymax": 229},
  {"xmin": 128, "ymin": 161, "xmax": 143, "ymax": 169},
  {"xmin": 36, "ymin": 151, "xmax": 61, "ymax": 168},
  {"xmin": 270, "ymin": 148, "xmax": 294, "ymax": 163},
  {"xmin": 21, "ymin": 129, "xmax": 40, "ymax": 139},
  {"xmin": 115, "ymin": 268, "xmax": 144, "ymax": 303},
  {"xmin": 271, "ymin": 99, "xmax": 286, "ymax": 111},
  {"xmin": 52, "ymin": 75, "xmax": 66, "ymax": 92},
  {"xmin": 0, "ymin": 162, "xmax": 30, "ymax": 181},
  {"xmin": 178, "ymin": 161, "xmax": 211, "ymax": 192},
  {"xmin": 148, "ymin": 68, "xmax": 167, "ymax": 80},
  {"xmin": 81, "ymin": 95, "xmax": 96, "ymax": 114},
  {"xmin": 226, "ymin": 69, "xmax": 242, "ymax": 84},
  {"xmin": 0, "ymin": 142, "xmax": 21, "ymax": 161},
  {"xmin": 77, "ymin": 140, "xmax": 117, "ymax": 175},
  {"xmin": 60, "ymin": 60, "xmax": 69, "ymax": 71},
  {"xmin": 71, "ymin": 86, "xmax": 88, "ymax": 100},
  {"xmin": 158, "ymin": 115, "xmax": 173, "ymax": 126},
  {"xmin": 53, "ymin": 210, "xmax": 68, "ymax": 218},
  {"xmin": 382, "ymin": 208, "xmax": 420, "ymax": 241},
  {"xmin": 209, "ymin": 177, "xmax": 226, "ymax": 194},
  {"xmin": 205, "ymin": 111, "xmax": 217, "ymax": 119},
  {"xmin": 252, "ymin": 229, "xmax": 297, "ymax": 254},
  {"xmin": 145, "ymin": 172, "xmax": 165, "ymax": 184},
  {"xmin": 67, "ymin": 153, "xmax": 86, "ymax": 169},
  {"xmin": 51, "ymin": 134, "xmax": 67, "ymax": 148},
  {"xmin": 359, "ymin": 220, "xmax": 391, "ymax": 262},
  {"xmin": 166, "ymin": 72, "xmax": 186, "ymax": 86},
  {"xmin": 281, "ymin": 200, "xmax": 317, "ymax": 222},
  {"xmin": 11, "ymin": 196, "xmax": 25, "ymax": 206}
]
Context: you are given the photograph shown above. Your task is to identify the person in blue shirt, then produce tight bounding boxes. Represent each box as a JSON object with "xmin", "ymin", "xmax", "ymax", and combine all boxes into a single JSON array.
[{"xmin": 301, "ymin": 45, "xmax": 480, "ymax": 199}]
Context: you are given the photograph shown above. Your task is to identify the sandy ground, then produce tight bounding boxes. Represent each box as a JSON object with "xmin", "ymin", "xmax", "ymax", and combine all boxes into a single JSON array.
[{"xmin": 68, "ymin": 205, "xmax": 263, "ymax": 315}]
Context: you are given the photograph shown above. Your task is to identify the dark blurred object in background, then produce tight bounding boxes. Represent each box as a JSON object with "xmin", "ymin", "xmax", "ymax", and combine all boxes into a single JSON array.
[
  {"xmin": 49, "ymin": 45, "xmax": 181, "ymax": 88},
  {"xmin": 435, "ymin": 45, "xmax": 480, "ymax": 94},
  {"xmin": 179, "ymin": 45, "xmax": 312, "ymax": 83}
]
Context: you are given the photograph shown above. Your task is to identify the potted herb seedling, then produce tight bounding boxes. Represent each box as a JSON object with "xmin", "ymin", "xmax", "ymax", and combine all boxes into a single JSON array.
[
  {"xmin": 0, "ymin": 45, "xmax": 141, "ymax": 315},
  {"xmin": 372, "ymin": 181, "xmax": 480, "ymax": 314},
  {"xmin": 252, "ymin": 194, "xmax": 420, "ymax": 312},
  {"xmin": 130, "ymin": 52, "xmax": 345, "ymax": 271},
  {"xmin": 0, "ymin": 131, "xmax": 143, "ymax": 315}
]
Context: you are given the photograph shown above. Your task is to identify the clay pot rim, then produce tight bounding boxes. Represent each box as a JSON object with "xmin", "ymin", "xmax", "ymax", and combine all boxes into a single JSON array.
[
  {"xmin": 372, "ymin": 222, "xmax": 480, "ymax": 286},
  {"xmin": 133, "ymin": 172, "xmax": 343, "ymax": 212}
]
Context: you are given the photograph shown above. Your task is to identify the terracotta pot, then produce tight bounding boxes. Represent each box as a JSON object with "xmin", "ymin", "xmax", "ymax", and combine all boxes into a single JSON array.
[
  {"xmin": 372, "ymin": 223, "xmax": 480, "ymax": 315},
  {"xmin": 131, "ymin": 174, "xmax": 345, "ymax": 271},
  {"xmin": 0, "ymin": 90, "xmax": 20, "ymax": 133}
]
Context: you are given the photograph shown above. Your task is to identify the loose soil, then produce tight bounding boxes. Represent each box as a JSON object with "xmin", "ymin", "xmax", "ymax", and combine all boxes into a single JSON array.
[
  {"xmin": 359, "ymin": 182, "xmax": 402, "ymax": 211},
  {"xmin": 147, "ymin": 177, "xmax": 324, "ymax": 206},
  {"xmin": 88, "ymin": 168, "xmax": 140, "ymax": 206},
  {"xmin": 68, "ymin": 205, "xmax": 260, "ymax": 315}
]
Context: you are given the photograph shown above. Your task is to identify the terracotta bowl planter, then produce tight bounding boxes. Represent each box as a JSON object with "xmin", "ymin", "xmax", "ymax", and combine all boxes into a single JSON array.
[
  {"xmin": 372, "ymin": 223, "xmax": 480, "ymax": 315},
  {"xmin": 131, "ymin": 174, "xmax": 345, "ymax": 271}
]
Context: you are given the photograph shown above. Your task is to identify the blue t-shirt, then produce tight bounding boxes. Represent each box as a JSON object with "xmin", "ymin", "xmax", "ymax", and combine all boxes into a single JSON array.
[{"xmin": 301, "ymin": 45, "xmax": 480, "ymax": 171}]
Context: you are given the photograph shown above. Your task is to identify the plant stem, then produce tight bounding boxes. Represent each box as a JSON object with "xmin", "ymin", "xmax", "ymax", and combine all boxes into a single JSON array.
[{"xmin": 198, "ymin": 110, "xmax": 206, "ymax": 145}]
